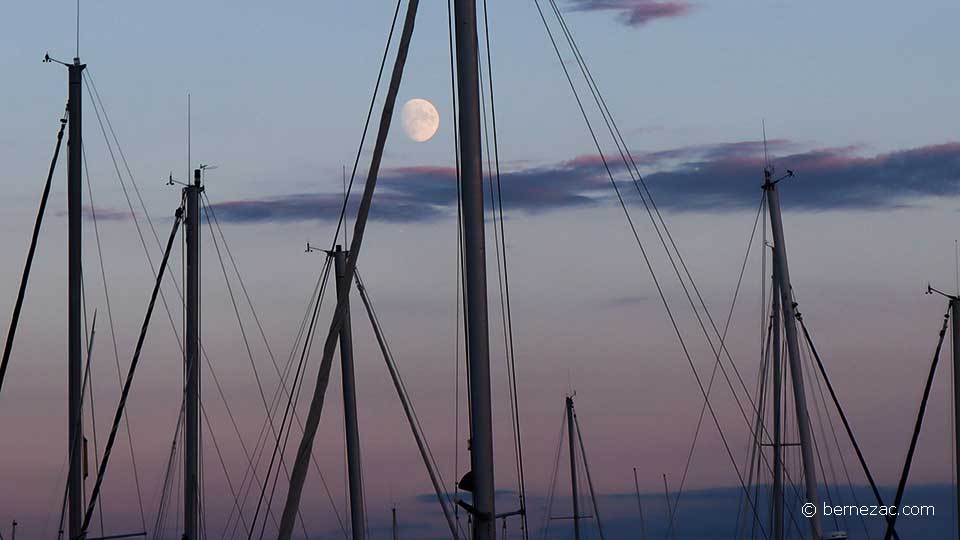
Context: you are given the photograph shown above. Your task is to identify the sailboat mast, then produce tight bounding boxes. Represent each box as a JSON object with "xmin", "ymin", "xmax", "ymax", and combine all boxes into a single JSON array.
[
  {"xmin": 184, "ymin": 169, "xmax": 202, "ymax": 540},
  {"xmin": 392, "ymin": 507, "xmax": 398, "ymax": 540},
  {"xmin": 566, "ymin": 397, "xmax": 581, "ymax": 540},
  {"xmin": 67, "ymin": 56, "xmax": 85, "ymax": 540},
  {"xmin": 452, "ymin": 1, "xmax": 496, "ymax": 539},
  {"xmin": 334, "ymin": 245, "xmax": 366, "ymax": 540},
  {"xmin": 632, "ymin": 468, "xmax": 647, "ymax": 540},
  {"xmin": 951, "ymin": 298, "xmax": 960, "ymax": 536},
  {"xmin": 764, "ymin": 170, "xmax": 822, "ymax": 540},
  {"xmin": 771, "ymin": 266, "xmax": 784, "ymax": 540}
]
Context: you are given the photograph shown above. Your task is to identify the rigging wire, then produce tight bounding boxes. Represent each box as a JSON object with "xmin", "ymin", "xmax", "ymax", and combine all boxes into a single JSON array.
[
  {"xmin": 56, "ymin": 296, "xmax": 102, "ymax": 538},
  {"xmin": 529, "ymin": 7, "xmax": 769, "ymax": 534},
  {"xmin": 248, "ymin": 255, "xmax": 334, "ymax": 538},
  {"xmin": 796, "ymin": 322, "xmax": 846, "ymax": 532},
  {"xmin": 736, "ymin": 303, "xmax": 807, "ymax": 540},
  {"xmin": 27, "ymin": 107, "xmax": 75, "ymax": 540},
  {"xmin": 83, "ymin": 70, "xmax": 186, "ymax": 359},
  {"xmin": 210, "ymin": 262, "xmax": 334, "ymax": 538},
  {"xmin": 84, "ymin": 69, "xmax": 209, "ymax": 536},
  {"xmin": 199, "ymin": 198, "xmax": 305, "ymax": 537},
  {"xmin": 784, "ymin": 341, "xmax": 806, "ymax": 540},
  {"xmin": 252, "ymin": 0, "xmax": 412, "ymax": 534},
  {"xmin": 205, "ymin": 194, "xmax": 314, "ymax": 406},
  {"xmin": 799, "ymin": 313, "xmax": 903, "ymax": 538},
  {"xmin": 176, "ymin": 425, "xmax": 183, "ymax": 536},
  {"xmin": 45, "ymin": 446, "xmax": 71, "ymax": 538},
  {"xmin": 218, "ymin": 259, "xmax": 340, "ymax": 540},
  {"xmin": 552, "ymin": 0, "xmax": 792, "ymax": 466},
  {"xmin": 540, "ymin": 409, "xmax": 567, "ymax": 540},
  {"xmin": 222, "ymin": 259, "xmax": 344, "ymax": 540},
  {"xmin": 271, "ymin": 1, "xmax": 421, "ymax": 536},
  {"xmin": 200, "ymin": 400, "xmax": 250, "ymax": 535},
  {"xmin": 537, "ymin": 8, "xmax": 753, "ymax": 529},
  {"xmin": 797, "ymin": 344, "xmax": 840, "ymax": 531},
  {"xmin": 258, "ymin": 285, "xmax": 329, "ymax": 540},
  {"xmin": 201, "ymin": 196, "xmax": 334, "ymax": 540},
  {"xmin": 259, "ymin": 266, "xmax": 360, "ymax": 540},
  {"xmin": 354, "ymin": 270, "xmax": 465, "ymax": 540},
  {"xmin": 572, "ymin": 407, "xmax": 605, "ymax": 540},
  {"xmin": 751, "ymin": 334, "xmax": 773, "ymax": 540},
  {"xmin": 445, "ymin": 0, "xmax": 469, "ymax": 528},
  {"xmin": 735, "ymin": 314, "xmax": 773, "ymax": 540},
  {"xmin": 546, "ymin": 0, "xmax": 765, "ymax": 446},
  {"xmin": 801, "ymin": 324, "xmax": 871, "ymax": 539},
  {"xmin": 328, "ymin": 0, "xmax": 404, "ymax": 252},
  {"xmin": 478, "ymin": 0, "xmax": 530, "ymax": 535},
  {"xmin": 670, "ymin": 195, "xmax": 765, "ymax": 530},
  {"xmin": 882, "ymin": 306, "xmax": 951, "ymax": 540},
  {"xmin": 80, "ymin": 202, "xmax": 184, "ymax": 534},
  {"xmin": 83, "ymin": 73, "xmax": 198, "ymax": 536},
  {"xmin": 151, "ymin": 413, "xmax": 182, "ymax": 540},
  {"xmin": 83, "ymin": 138, "xmax": 150, "ymax": 533},
  {"xmin": 57, "ymin": 140, "xmax": 161, "ymax": 536},
  {"xmin": 534, "ymin": 9, "xmax": 838, "ymax": 537},
  {"xmin": 204, "ymin": 196, "xmax": 342, "ymax": 521},
  {"xmin": 77, "ymin": 192, "xmax": 106, "ymax": 535},
  {"xmin": 81, "ymin": 306, "xmax": 106, "ymax": 536},
  {"xmin": 83, "ymin": 69, "xmax": 326, "ymax": 539},
  {"xmin": 576, "ymin": 437, "xmax": 591, "ymax": 540},
  {"xmin": 0, "ymin": 106, "xmax": 67, "ymax": 395},
  {"xmin": 86, "ymin": 83, "xmax": 224, "ymax": 536},
  {"xmin": 199, "ymin": 196, "xmax": 297, "ymax": 514},
  {"xmin": 85, "ymin": 70, "xmax": 174, "ymax": 276}
]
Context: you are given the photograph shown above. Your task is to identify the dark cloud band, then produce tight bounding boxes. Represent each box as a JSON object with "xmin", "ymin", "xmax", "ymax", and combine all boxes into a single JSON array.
[{"xmin": 206, "ymin": 141, "xmax": 960, "ymax": 224}]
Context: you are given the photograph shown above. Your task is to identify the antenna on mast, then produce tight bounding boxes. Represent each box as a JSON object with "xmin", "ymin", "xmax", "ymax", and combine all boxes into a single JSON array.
[
  {"xmin": 187, "ymin": 94, "xmax": 191, "ymax": 182},
  {"xmin": 954, "ymin": 240, "xmax": 958, "ymax": 295},
  {"xmin": 762, "ymin": 119, "xmax": 769, "ymax": 169}
]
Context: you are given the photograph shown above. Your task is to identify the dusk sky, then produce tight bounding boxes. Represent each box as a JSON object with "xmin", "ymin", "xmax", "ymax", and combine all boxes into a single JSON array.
[{"xmin": 2, "ymin": 1, "xmax": 959, "ymax": 539}]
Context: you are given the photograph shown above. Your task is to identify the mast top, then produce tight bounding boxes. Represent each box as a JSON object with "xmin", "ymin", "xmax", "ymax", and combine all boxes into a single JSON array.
[
  {"xmin": 926, "ymin": 284, "xmax": 959, "ymax": 302},
  {"xmin": 762, "ymin": 168, "xmax": 794, "ymax": 190},
  {"xmin": 42, "ymin": 53, "xmax": 84, "ymax": 69}
]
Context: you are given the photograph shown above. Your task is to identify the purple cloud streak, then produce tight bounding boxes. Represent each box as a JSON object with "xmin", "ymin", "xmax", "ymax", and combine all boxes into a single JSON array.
[
  {"xmin": 567, "ymin": 0, "xmax": 694, "ymax": 27},
  {"xmin": 205, "ymin": 141, "xmax": 960, "ymax": 224}
]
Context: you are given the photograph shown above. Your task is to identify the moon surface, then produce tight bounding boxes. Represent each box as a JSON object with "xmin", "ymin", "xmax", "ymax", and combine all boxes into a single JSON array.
[{"xmin": 401, "ymin": 98, "xmax": 440, "ymax": 142}]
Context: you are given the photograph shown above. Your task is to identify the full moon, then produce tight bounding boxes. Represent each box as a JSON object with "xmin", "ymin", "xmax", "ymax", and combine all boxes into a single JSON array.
[{"xmin": 401, "ymin": 98, "xmax": 440, "ymax": 142}]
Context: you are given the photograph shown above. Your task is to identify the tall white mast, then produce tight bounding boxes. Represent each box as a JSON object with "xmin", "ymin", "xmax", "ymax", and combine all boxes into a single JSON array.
[{"xmin": 764, "ymin": 168, "xmax": 822, "ymax": 540}]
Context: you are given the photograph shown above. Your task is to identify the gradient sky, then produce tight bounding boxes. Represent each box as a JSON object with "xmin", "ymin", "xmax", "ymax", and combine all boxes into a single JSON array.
[{"xmin": 2, "ymin": 1, "xmax": 959, "ymax": 539}]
